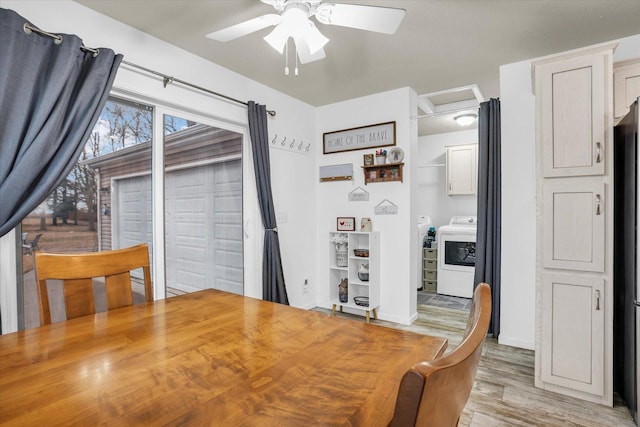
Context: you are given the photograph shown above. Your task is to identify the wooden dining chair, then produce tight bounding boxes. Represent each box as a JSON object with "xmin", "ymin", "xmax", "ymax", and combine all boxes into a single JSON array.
[
  {"xmin": 388, "ymin": 282, "xmax": 492, "ymax": 427},
  {"xmin": 34, "ymin": 243, "xmax": 153, "ymax": 325}
]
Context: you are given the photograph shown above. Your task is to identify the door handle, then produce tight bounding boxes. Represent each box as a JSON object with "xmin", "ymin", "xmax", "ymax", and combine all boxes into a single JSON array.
[
  {"xmin": 595, "ymin": 290, "xmax": 601, "ymax": 311},
  {"xmin": 595, "ymin": 194, "xmax": 601, "ymax": 215},
  {"xmin": 595, "ymin": 142, "xmax": 602, "ymax": 164}
]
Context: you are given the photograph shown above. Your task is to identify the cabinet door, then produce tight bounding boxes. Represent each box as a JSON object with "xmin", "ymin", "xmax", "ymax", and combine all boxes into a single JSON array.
[
  {"xmin": 539, "ymin": 53, "xmax": 606, "ymax": 177},
  {"xmin": 541, "ymin": 273, "xmax": 604, "ymax": 396},
  {"xmin": 446, "ymin": 144, "xmax": 477, "ymax": 195},
  {"xmin": 542, "ymin": 178, "xmax": 605, "ymax": 272},
  {"xmin": 614, "ymin": 59, "xmax": 640, "ymax": 120}
]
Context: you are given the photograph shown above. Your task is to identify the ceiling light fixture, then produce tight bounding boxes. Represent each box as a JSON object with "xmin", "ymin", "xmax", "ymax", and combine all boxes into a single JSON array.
[
  {"xmin": 263, "ymin": 5, "xmax": 329, "ymax": 76},
  {"xmin": 453, "ymin": 113, "xmax": 477, "ymax": 126}
]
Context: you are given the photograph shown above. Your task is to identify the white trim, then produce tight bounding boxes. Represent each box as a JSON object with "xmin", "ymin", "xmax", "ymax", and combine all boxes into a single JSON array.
[
  {"xmin": 0, "ymin": 230, "xmax": 18, "ymax": 333},
  {"xmin": 152, "ymin": 107, "xmax": 166, "ymax": 301},
  {"xmin": 498, "ymin": 335, "xmax": 535, "ymax": 350}
]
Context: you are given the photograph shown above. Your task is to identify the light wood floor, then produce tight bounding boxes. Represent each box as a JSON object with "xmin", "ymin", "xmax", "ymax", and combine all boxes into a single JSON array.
[{"xmin": 314, "ymin": 303, "xmax": 636, "ymax": 427}]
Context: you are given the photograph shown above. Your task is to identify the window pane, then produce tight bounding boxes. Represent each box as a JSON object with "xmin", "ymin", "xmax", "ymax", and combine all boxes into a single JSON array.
[
  {"xmin": 163, "ymin": 115, "xmax": 243, "ymax": 296},
  {"xmin": 21, "ymin": 97, "xmax": 153, "ymax": 328}
]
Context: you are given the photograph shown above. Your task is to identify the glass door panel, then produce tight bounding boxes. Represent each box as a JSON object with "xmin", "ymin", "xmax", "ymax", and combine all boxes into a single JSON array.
[
  {"xmin": 20, "ymin": 97, "xmax": 153, "ymax": 328},
  {"xmin": 163, "ymin": 115, "xmax": 243, "ymax": 296}
]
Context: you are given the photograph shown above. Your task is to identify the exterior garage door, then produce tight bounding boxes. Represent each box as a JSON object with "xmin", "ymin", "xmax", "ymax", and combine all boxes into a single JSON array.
[{"xmin": 114, "ymin": 160, "xmax": 243, "ymax": 295}]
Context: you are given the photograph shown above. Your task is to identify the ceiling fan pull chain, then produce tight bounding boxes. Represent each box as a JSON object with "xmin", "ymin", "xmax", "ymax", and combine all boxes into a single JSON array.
[{"xmin": 284, "ymin": 38, "xmax": 289, "ymax": 76}]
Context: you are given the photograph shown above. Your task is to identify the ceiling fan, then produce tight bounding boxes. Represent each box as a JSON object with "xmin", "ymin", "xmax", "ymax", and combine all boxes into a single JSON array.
[{"xmin": 206, "ymin": 0, "xmax": 406, "ymax": 65}]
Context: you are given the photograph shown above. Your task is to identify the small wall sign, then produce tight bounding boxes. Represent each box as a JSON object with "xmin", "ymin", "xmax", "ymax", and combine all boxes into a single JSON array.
[
  {"xmin": 337, "ymin": 217, "xmax": 356, "ymax": 231},
  {"xmin": 374, "ymin": 199, "xmax": 398, "ymax": 215},
  {"xmin": 348, "ymin": 187, "xmax": 370, "ymax": 201},
  {"xmin": 323, "ymin": 121, "xmax": 396, "ymax": 154}
]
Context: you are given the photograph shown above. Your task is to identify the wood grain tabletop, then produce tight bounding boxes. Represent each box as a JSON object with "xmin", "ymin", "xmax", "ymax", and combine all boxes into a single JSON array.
[{"xmin": 0, "ymin": 289, "xmax": 447, "ymax": 426}]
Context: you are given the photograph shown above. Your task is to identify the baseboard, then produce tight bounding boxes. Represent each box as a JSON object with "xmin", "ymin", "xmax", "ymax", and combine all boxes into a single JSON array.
[
  {"xmin": 376, "ymin": 310, "xmax": 418, "ymax": 325},
  {"xmin": 498, "ymin": 334, "xmax": 535, "ymax": 350}
]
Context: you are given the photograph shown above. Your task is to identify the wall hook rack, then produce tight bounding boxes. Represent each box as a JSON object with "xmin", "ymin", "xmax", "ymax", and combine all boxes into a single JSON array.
[{"xmin": 269, "ymin": 134, "xmax": 311, "ymax": 155}]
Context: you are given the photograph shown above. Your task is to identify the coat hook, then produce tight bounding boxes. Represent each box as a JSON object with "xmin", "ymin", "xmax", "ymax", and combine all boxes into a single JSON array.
[
  {"xmin": 305, "ymin": 143, "xmax": 311, "ymax": 151},
  {"xmin": 281, "ymin": 137, "xmax": 287, "ymax": 146},
  {"xmin": 290, "ymin": 138, "xmax": 295, "ymax": 148},
  {"xmin": 271, "ymin": 134, "xmax": 278, "ymax": 144},
  {"xmin": 298, "ymin": 141, "xmax": 303, "ymax": 150}
]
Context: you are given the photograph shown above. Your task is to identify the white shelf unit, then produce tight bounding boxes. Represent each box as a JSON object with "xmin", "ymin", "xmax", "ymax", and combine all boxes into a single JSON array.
[{"xmin": 329, "ymin": 231, "xmax": 380, "ymax": 322}]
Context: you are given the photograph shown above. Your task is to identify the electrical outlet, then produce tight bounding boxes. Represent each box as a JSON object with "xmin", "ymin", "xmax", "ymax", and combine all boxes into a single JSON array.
[{"xmin": 303, "ymin": 279, "xmax": 309, "ymax": 294}]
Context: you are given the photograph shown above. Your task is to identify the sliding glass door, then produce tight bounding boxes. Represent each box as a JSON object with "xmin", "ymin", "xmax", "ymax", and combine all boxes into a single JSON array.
[
  {"xmin": 163, "ymin": 113, "xmax": 243, "ymax": 296},
  {"xmin": 19, "ymin": 95, "xmax": 246, "ymax": 328}
]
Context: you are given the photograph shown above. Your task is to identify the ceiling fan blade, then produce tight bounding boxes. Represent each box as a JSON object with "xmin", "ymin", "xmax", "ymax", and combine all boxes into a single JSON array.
[
  {"xmin": 293, "ymin": 35, "xmax": 326, "ymax": 64},
  {"xmin": 206, "ymin": 14, "xmax": 281, "ymax": 42},
  {"xmin": 315, "ymin": 3, "xmax": 406, "ymax": 34}
]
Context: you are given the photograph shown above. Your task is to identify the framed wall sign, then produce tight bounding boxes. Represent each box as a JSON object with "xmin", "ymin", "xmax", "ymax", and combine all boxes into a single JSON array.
[
  {"xmin": 337, "ymin": 217, "xmax": 356, "ymax": 231},
  {"xmin": 323, "ymin": 121, "xmax": 396, "ymax": 154}
]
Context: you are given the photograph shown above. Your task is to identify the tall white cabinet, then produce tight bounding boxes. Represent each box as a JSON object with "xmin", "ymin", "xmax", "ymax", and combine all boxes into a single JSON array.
[{"xmin": 533, "ymin": 42, "xmax": 616, "ymax": 406}]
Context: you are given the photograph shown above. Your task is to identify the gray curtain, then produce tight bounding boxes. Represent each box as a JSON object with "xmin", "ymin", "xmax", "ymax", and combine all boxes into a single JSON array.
[
  {"xmin": 474, "ymin": 98, "xmax": 501, "ymax": 336},
  {"xmin": 247, "ymin": 101, "xmax": 289, "ymax": 305},
  {"xmin": 0, "ymin": 8, "xmax": 122, "ymax": 237}
]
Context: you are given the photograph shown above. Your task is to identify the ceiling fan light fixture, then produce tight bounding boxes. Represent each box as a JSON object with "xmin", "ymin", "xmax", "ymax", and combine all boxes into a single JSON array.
[
  {"xmin": 264, "ymin": 24, "xmax": 289, "ymax": 53},
  {"xmin": 302, "ymin": 22, "xmax": 329, "ymax": 54},
  {"xmin": 264, "ymin": 5, "xmax": 329, "ymax": 55},
  {"xmin": 453, "ymin": 113, "xmax": 477, "ymax": 126}
]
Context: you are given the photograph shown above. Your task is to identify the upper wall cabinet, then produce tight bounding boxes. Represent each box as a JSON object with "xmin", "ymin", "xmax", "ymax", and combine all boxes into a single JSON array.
[
  {"xmin": 446, "ymin": 143, "xmax": 477, "ymax": 196},
  {"xmin": 536, "ymin": 52, "xmax": 607, "ymax": 177},
  {"xmin": 614, "ymin": 58, "xmax": 640, "ymax": 121}
]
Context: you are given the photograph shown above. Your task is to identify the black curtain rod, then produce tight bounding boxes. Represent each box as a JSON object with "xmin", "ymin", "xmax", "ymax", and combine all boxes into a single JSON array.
[
  {"xmin": 121, "ymin": 60, "xmax": 276, "ymax": 117},
  {"xmin": 21, "ymin": 23, "xmax": 276, "ymax": 117}
]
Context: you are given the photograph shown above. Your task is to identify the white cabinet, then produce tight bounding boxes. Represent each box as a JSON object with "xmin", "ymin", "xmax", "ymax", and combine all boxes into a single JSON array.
[
  {"xmin": 541, "ymin": 273, "xmax": 605, "ymax": 395},
  {"xmin": 614, "ymin": 59, "xmax": 640, "ymax": 121},
  {"xmin": 329, "ymin": 231, "xmax": 379, "ymax": 322},
  {"xmin": 533, "ymin": 42, "xmax": 615, "ymax": 406},
  {"xmin": 537, "ymin": 52, "xmax": 607, "ymax": 177},
  {"xmin": 446, "ymin": 143, "xmax": 477, "ymax": 195},
  {"xmin": 542, "ymin": 178, "xmax": 605, "ymax": 272}
]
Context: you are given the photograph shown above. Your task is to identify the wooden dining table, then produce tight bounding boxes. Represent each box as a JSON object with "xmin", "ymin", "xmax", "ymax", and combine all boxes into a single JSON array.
[{"xmin": 0, "ymin": 289, "xmax": 447, "ymax": 426}]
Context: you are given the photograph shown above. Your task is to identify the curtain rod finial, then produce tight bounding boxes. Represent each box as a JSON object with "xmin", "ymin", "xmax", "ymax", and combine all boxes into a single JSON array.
[{"xmin": 267, "ymin": 110, "xmax": 276, "ymax": 117}]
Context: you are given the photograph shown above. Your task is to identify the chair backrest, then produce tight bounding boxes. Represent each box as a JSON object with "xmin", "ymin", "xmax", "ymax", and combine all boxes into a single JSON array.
[
  {"xmin": 388, "ymin": 283, "xmax": 492, "ymax": 427},
  {"xmin": 34, "ymin": 243, "xmax": 153, "ymax": 325}
]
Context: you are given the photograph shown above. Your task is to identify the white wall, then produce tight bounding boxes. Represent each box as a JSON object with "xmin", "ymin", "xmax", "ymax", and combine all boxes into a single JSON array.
[
  {"xmin": 316, "ymin": 88, "xmax": 418, "ymax": 324},
  {"xmin": 499, "ymin": 33, "xmax": 640, "ymax": 350},
  {"xmin": 416, "ymin": 129, "xmax": 478, "ymax": 229},
  {"xmin": 0, "ymin": 0, "xmax": 319, "ymax": 331},
  {"xmin": 499, "ymin": 60, "xmax": 537, "ymax": 349}
]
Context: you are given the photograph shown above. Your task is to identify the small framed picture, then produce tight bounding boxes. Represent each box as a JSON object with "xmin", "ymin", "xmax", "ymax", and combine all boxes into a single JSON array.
[
  {"xmin": 363, "ymin": 154, "xmax": 374, "ymax": 166},
  {"xmin": 337, "ymin": 217, "xmax": 355, "ymax": 231}
]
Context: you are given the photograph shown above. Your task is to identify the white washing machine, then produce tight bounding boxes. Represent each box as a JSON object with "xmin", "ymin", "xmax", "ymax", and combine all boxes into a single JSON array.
[
  {"xmin": 417, "ymin": 215, "xmax": 432, "ymax": 290},
  {"xmin": 437, "ymin": 216, "xmax": 477, "ymax": 298}
]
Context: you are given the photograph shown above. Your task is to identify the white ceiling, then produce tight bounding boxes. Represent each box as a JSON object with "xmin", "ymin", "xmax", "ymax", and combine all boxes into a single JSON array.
[{"xmin": 75, "ymin": 0, "xmax": 640, "ymax": 135}]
